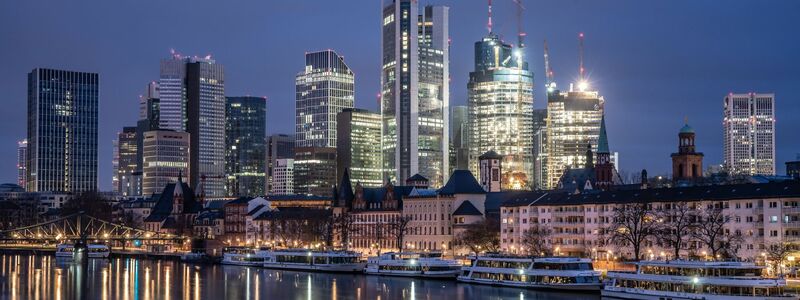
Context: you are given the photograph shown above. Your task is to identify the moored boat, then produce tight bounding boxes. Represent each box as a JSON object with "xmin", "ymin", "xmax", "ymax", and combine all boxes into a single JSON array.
[
  {"xmin": 262, "ymin": 249, "xmax": 365, "ymax": 273},
  {"xmin": 55, "ymin": 243, "xmax": 110, "ymax": 259},
  {"xmin": 602, "ymin": 260, "xmax": 797, "ymax": 300},
  {"xmin": 221, "ymin": 246, "xmax": 270, "ymax": 266},
  {"xmin": 365, "ymin": 251, "xmax": 461, "ymax": 278},
  {"xmin": 457, "ymin": 254, "xmax": 601, "ymax": 291}
]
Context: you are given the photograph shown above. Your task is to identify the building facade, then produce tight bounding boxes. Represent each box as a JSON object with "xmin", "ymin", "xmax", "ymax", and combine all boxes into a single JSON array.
[
  {"xmin": 271, "ymin": 158, "xmax": 294, "ymax": 195},
  {"xmin": 27, "ymin": 68, "xmax": 98, "ymax": 193},
  {"xmin": 117, "ymin": 127, "xmax": 140, "ymax": 196},
  {"xmin": 545, "ymin": 87, "xmax": 604, "ymax": 189},
  {"xmin": 17, "ymin": 139, "xmax": 27, "ymax": 189},
  {"xmin": 293, "ymin": 147, "xmax": 336, "ymax": 197},
  {"xmin": 724, "ymin": 93, "xmax": 775, "ymax": 175},
  {"xmin": 295, "ymin": 50, "xmax": 354, "ymax": 148},
  {"xmin": 336, "ymin": 108, "xmax": 383, "ymax": 187},
  {"xmin": 381, "ymin": 1, "xmax": 449, "ymax": 187},
  {"xmin": 225, "ymin": 96, "xmax": 266, "ymax": 197},
  {"xmin": 468, "ymin": 33, "xmax": 534, "ymax": 190},
  {"xmin": 451, "ymin": 105, "xmax": 469, "ymax": 172},
  {"xmin": 159, "ymin": 55, "xmax": 226, "ymax": 196},
  {"xmin": 532, "ymin": 109, "xmax": 547, "ymax": 190},
  {"xmin": 142, "ymin": 130, "xmax": 190, "ymax": 196},
  {"xmin": 671, "ymin": 123, "xmax": 704, "ymax": 181}
]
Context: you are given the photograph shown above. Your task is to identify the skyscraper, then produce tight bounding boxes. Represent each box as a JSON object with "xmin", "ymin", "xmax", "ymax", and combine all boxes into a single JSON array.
[
  {"xmin": 159, "ymin": 54, "xmax": 226, "ymax": 196},
  {"xmin": 295, "ymin": 50, "xmax": 354, "ymax": 148},
  {"xmin": 723, "ymin": 93, "xmax": 776, "ymax": 175},
  {"xmin": 266, "ymin": 134, "xmax": 294, "ymax": 195},
  {"xmin": 27, "ymin": 68, "xmax": 98, "ymax": 193},
  {"xmin": 293, "ymin": 147, "xmax": 336, "ymax": 196},
  {"xmin": 532, "ymin": 109, "xmax": 547, "ymax": 190},
  {"xmin": 142, "ymin": 130, "xmax": 190, "ymax": 196},
  {"xmin": 135, "ymin": 82, "xmax": 160, "ymax": 197},
  {"xmin": 117, "ymin": 127, "xmax": 139, "ymax": 196},
  {"xmin": 225, "ymin": 96, "xmax": 266, "ymax": 197},
  {"xmin": 17, "ymin": 139, "xmax": 27, "ymax": 189},
  {"xmin": 381, "ymin": 1, "xmax": 449, "ymax": 187},
  {"xmin": 468, "ymin": 32, "xmax": 534, "ymax": 190},
  {"xmin": 337, "ymin": 108, "xmax": 383, "ymax": 187},
  {"xmin": 545, "ymin": 86, "xmax": 604, "ymax": 189},
  {"xmin": 272, "ymin": 158, "xmax": 294, "ymax": 195},
  {"xmin": 112, "ymin": 138, "xmax": 119, "ymax": 193},
  {"xmin": 451, "ymin": 105, "xmax": 469, "ymax": 172}
]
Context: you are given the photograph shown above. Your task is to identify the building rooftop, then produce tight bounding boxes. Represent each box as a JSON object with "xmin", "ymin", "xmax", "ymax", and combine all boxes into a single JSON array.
[
  {"xmin": 452, "ymin": 201, "xmax": 482, "ymax": 216},
  {"xmin": 439, "ymin": 170, "xmax": 485, "ymax": 195}
]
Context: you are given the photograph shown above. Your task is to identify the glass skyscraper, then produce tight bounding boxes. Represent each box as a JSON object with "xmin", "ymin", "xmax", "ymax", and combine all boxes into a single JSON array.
[
  {"xmin": 142, "ymin": 130, "xmax": 190, "ymax": 196},
  {"xmin": 27, "ymin": 68, "xmax": 98, "ymax": 193},
  {"xmin": 117, "ymin": 126, "xmax": 139, "ymax": 196},
  {"xmin": 337, "ymin": 108, "xmax": 383, "ymax": 187},
  {"xmin": 467, "ymin": 33, "xmax": 534, "ymax": 190},
  {"xmin": 266, "ymin": 134, "xmax": 294, "ymax": 195},
  {"xmin": 225, "ymin": 96, "xmax": 267, "ymax": 197},
  {"xmin": 295, "ymin": 50, "xmax": 354, "ymax": 148},
  {"xmin": 159, "ymin": 55, "xmax": 226, "ymax": 196},
  {"xmin": 381, "ymin": 1, "xmax": 449, "ymax": 187}
]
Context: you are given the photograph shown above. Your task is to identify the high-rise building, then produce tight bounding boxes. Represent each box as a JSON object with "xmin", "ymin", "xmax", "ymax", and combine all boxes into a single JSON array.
[
  {"xmin": 723, "ymin": 93, "xmax": 775, "ymax": 175},
  {"xmin": 112, "ymin": 138, "xmax": 119, "ymax": 193},
  {"xmin": 135, "ymin": 82, "xmax": 160, "ymax": 196},
  {"xmin": 293, "ymin": 147, "xmax": 336, "ymax": 196},
  {"xmin": 117, "ymin": 127, "xmax": 139, "ymax": 196},
  {"xmin": 532, "ymin": 109, "xmax": 547, "ymax": 190},
  {"xmin": 266, "ymin": 134, "xmax": 294, "ymax": 195},
  {"xmin": 142, "ymin": 130, "xmax": 190, "ymax": 196},
  {"xmin": 159, "ymin": 54, "xmax": 226, "ymax": 196},
  {"xmin": 336, "ymin": 108, "xmax": 383, "ymax": 187},
  {"xmin": 17, "ymin": 139, "xmax": 27, "ymax": 189},
  {"xmin": 381, "ymin": 1, "xmax": 449, "ymax": 187},
  {"xmin": 545, "ymin": 86, "xmax": 604, "ymax": 189},
  {"xmin": 468, "ymin": 32, "xmax": 534, "ymax": 190},
  {"xmin": 295, "ymin": 50, "xmax": 354, "ymax": 148},
  {"xmin": 27, "ymin": 68, "xmax": 98, "ymax": 193},
  {"xmin": 225, "ymin": 96, "xmax": 266, "ymax": 197},
  {"xmin": 451, "ymin": 106, "xmax": 469, "ymax": 172},
  {"xmin": 271, "ymin": 158, "xmax": 294, "ymax": 195}
]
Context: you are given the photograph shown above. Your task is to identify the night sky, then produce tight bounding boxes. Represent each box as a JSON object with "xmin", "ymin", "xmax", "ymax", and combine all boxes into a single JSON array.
[{"xmin": 1, "ymin": 0, "xmax": 799, "ymax": 190}]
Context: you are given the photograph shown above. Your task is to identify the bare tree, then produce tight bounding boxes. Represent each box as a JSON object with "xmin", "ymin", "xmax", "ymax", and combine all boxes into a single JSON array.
[
  {"xmin": 655, "ymin": 202, "xmax": 697, "ymax": 260},
  {"xmin": 332, "ymin": 212, "xmax": 359, "ymax": 250},
  {"xmin": 370, "ymin": 221, "xmax": 387, "ymax": 254},
  {"xmin": 454, "ymin": 218, "xmax": 501, "ymax": 253},
  {"xmin": 521, "ymin": 225, "xmax": 552, "ymax": 256},
  {"xmin": 765, "ymin": 242, "xmax": 796, "ymax": 275},
  {"xmin": 694, "ymin": 205, "xmax": 743, "ymax": 259},
  {"xmin": 388, "ymin": 215, "xmax": 412, "ymax": 252},
  {"xmin": 605, "ymin": 202, "xmax": 659, "ymax": 261}
]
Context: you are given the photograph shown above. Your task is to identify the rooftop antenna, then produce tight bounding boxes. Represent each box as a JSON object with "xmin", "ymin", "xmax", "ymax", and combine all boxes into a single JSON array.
[
  {"xmin": 544, "ymin": 39, "xmax": 554, "ymax": 88},
  {"xmin": 513, "ymin": 0, "xmax": 526, "ymax": 48},
  {"xmin": 487, "ymin": 0, "xmax": 493, "ymax": 33},
  {"xmin": 579, "ymin": 32, "xmax": 585, "ymax": 81}
]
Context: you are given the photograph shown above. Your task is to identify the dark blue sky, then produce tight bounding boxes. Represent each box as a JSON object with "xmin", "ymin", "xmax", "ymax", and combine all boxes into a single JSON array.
[{"xmin": 1, "ymin": 0, "xmax": 799, "ymax": 190}]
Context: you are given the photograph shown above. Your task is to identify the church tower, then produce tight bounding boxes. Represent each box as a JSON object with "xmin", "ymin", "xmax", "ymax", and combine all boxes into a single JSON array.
[
  {"xmin": 671, "ymin": 121, "xmax": 704, "ymax": 181},
  {"xmin": 594, "ymin": 116, "xmax": 614, "ymax": 190}
]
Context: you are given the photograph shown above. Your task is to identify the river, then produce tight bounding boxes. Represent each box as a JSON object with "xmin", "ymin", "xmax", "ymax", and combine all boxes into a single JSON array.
[{"xmin": 0, "ymin": 254, "xmax": 600, "ymax": 300}]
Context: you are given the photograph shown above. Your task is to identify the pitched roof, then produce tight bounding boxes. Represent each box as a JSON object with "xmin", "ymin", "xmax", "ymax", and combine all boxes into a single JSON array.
[
  {"xmin": 502, "ymin": 181, "xmax": 800, "ymax": 207},
  {"xmin": 597, "ymin": 115, "xmax": 609, "ymax": 154},
  {"xmin": 439, "ymin": 170, "xmax": 485, "ymax": 195},
  {"xmin": 337, "ymin": 169, "xmax": 354, "ymax": 207},
  {"xmin": 407, "ymin": 174, "xmax": 428, "ymax": 182},
  {"xmin": 144, "ymin": 180, "xmax": 202, "ymax": 223},
  {"xmin": 558, "ymin": 168, "xmax": 596, "ymax": 192},
  {"xmin": 227, "ymin": 197, "xmax": 251, "ymax": 205},
  {"xmin": 452, "ymin": 201, "xmax": 482, "ymax": 216},
  {"xmin": 479, "ymin": 150, "xmax": 502, "ymax": 160}
]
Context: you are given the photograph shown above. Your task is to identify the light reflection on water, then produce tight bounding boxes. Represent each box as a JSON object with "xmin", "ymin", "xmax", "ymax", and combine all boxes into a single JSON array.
[{"xmin": 0, "ymin": 254, "xmax": 600, "ymax": 300}]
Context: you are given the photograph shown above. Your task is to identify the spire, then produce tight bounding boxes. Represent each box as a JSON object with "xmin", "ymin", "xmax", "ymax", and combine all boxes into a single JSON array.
[
  {"xmin": 597, "ymin": 115, "xmax": 609, "ymax": 154},
  {"xmin": 177, "ymin": 170, "xmax": 183, "ymax": 183},
  {"xmin": 337, "ymin": 168, "xmax": 354, "ymax": 207},
  {"xmin": 487, "ymin": 0, "xmax": 493, "ymax": 33}
]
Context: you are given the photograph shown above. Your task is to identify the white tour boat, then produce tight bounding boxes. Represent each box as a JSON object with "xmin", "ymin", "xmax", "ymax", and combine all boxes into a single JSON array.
[
  {"xmin": 55, "ymin": 243, "xmax": 110, "ymax": 259},
  {"xmin": 365, "ymin": 251, "xmax": 462, "ymax": 278},
  {"xmin": 603, "ymin": 260, "xmax": 797, "ymax": 300},
  {"xmin": 221, "ymin": 246, "xmax": 271, "ymax": 266},
  {"xmin": 458, "ymin": 255, "xmax": 602, "ymax": 291},
  {"xmin": 261, "ymin": 249, "xmax": 366, "ymax": 273}
]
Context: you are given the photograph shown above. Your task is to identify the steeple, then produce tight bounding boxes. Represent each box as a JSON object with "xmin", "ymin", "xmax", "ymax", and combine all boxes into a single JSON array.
[
  {"xmin": 337, "ymin": 168, "xmax": 354, "ymax": 208},
  {"xmin": 597, "ymin": 115, "xmax": 609, "ymax": 154}
]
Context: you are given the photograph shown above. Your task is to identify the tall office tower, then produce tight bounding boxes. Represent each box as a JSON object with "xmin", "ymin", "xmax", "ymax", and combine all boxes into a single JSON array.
[
  {"xmin": 293, "ymin": 147, "xmax": 336, "ymax": 196},
  {"xmin": 139, "ymin": 81, "xmax": 160, "ymax": 122},
  {"xmin": 266, "ymin": 134, "xmax": 294, "ymax": 195},
  {"xmin": 451, "ymin": 106, "xmax": 469, "ymax": 172},
  {"xmin": 117, "ymin": 127, "xmax": 139, "ymax": 196},
  {"xmin": 136, "ymin": 82, "xmax": 160, "ymax": 195},
  {"xmin": 271, "ymin": 158, "xmax": 294, "ymax": 195},
  {"xmin": 381, "ymin": 1, "xmax": 449, "ymax": 187},
  {"xmin": 112, "ymin": 138, "xmax": 119, "ymax": 192},
  {"xmin": 295, "ymin": 50, "xmax": 354, "ymax": 148},
  {"xmin": 532, "ymin": 109, "xmax": 547, "ymax": 190},
  {"xmin": 27, "ymin": 68, "xmax": 98, "ymax": 193},
  {"xmin": 724, "ymin": 93, "xmax": 776, "ymax": 175},
  {"xmin": 159, "ymin": 54, "xmax": 226, "ymax": 196},
  {"xmin": 336, "ymin": 108, "xmax": 383, "ymax": 187},
  {"xmin": 225, "ymin": 96, "xmax": 267, "ymax": 197},
  {"xmin": 545, "ymin": 86, "xmax": 604, "ymax": 189},
  {"xmin": 142, "ymin": 130, "xmax": 190, "ymax": 196},
  {"xmin": 467, "ymin": 32, "xmax": 534, "ymax": 190},
  {"xmin": 17, "ymin": 139, "xmax": 27, "ymax": 188}
]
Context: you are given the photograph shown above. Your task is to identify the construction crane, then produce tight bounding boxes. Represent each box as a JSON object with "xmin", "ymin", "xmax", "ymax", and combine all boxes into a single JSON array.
[
  {"xmin": 513, "ymin": 0, "xmax": 526, "ymax": 48},
  {"xmin": 543, "ymin": 39, "xmax": 555, "ymax": 92}
]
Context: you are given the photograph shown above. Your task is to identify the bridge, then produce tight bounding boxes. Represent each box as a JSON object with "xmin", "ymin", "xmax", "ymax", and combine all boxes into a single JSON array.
[{"xmin": 0, "ymin": 211, "xmax": 189, "ymax": 244}]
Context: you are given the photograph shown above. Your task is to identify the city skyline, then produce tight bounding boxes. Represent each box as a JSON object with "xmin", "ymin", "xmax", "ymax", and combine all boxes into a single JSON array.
[{"xmin": 1, "ymin": 1, "xmax": 799, "ymax": 190}]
